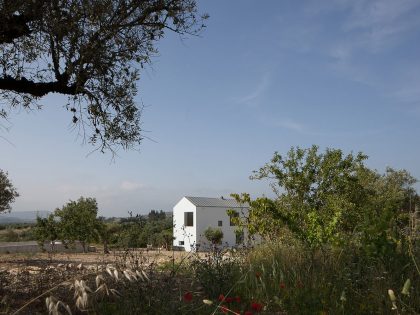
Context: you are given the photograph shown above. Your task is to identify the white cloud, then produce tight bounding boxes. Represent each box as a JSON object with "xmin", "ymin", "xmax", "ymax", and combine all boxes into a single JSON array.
[
  {"xmin": 327, "ymin": 0, "xmax": 420, "ymax": 61},
  {"xmin": 233, "ymin": 73, "xmax": 270, "ymax": 107},
  {"xmin": 258, "ymin": 114, "xmax": 308, "ymax": 134},
  {"xmin": 55, "ymin": 184, "xmax": 109, "ymax": 194},
  {"xmin": 277, "ymin": 119, "xmax": 305, "ymax": 133},
  {"xmin": 293, "ymin": 0, "xmax": 420, "ymax": 109},
  {"xmin": 120, "ymin": 181, "xmax": 144, "ymax": 191}
]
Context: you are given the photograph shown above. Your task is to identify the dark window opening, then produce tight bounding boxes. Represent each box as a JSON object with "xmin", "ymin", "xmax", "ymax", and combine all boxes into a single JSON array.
[
  {"xmin": 218, "ymin": 220, "xmax": 223, "ymax": 226},
  {"xmin": 179, "ymin": 241, "xmax": 184, "ymax": 246},
  {"xmin": 184, "ymin": 212, "xmax": 193, "ymax": 227}
]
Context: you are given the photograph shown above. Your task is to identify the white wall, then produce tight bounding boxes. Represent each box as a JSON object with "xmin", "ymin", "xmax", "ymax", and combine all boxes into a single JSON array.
[
  {"xmin": 173, "ymin": 197, "xmax": 196, "ymax": 252},
  {"xmin": 173, "ymin": 197, "xmax": 251, "ymax": 252},
  {"xmin": 196, "ymin": 206, "xmax": 249, "ymax": 250}
]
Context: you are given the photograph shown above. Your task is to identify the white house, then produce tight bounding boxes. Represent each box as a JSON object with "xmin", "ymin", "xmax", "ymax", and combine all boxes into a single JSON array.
[{"xmin": 173, "ymin": 196, "xmax": 249, "ymax": 251}]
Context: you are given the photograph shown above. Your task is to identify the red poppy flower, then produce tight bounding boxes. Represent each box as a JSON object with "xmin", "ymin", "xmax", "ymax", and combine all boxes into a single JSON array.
[
  {"xmin": 183, "ymin": 292, "xmax": 193, "ymax": 302},
  {"xmin": 251, "ymin": 302, "xmax": 263, "ymax": 312},
  {"xmin": 226, "ymin": 297, "xmax": 234, "ymax": 303},
  {"xmin": 235, "ymin": 296, "xmax": 241, "ymax": 303},
  {"xmin": 280, "ymin": 282, "xmax": 286, "ymax": 289},
  {"xmin": 218, "ymin": 294, "xmax": 225, "ymax": 302},
  {"xmin": 244, "ymin": 311, "xmax": 253, "ymax": 315},
  {"xmin": 255, "ymin": 271, "xmax": 262, "ymax": 278}
]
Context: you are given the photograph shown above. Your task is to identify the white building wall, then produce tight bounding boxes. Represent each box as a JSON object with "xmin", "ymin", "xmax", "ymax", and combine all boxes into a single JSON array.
[
  {"xmin": 173, "ymin": 197, "xmax": 197, "ymax": 252},
  {"xmin": 196, "ymin": 206, "xmax": 249, "ymax": 250},
  {"xmin": 173, "ymin": 196, "xmax": 251, "ymax": 252}
]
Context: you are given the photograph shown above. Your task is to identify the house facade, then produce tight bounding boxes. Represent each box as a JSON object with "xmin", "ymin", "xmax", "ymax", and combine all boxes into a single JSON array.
[{"xmin": 173, "ymin": 196, "xmax": 249, "ymax": 251}]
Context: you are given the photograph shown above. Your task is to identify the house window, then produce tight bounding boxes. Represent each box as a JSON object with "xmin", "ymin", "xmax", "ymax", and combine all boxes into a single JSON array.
[
  {"xmin": 184, "ymin": 212, "xmax": 193, "ymax": 227},
  {"xmin": 230, "ymin": 211, "xmax": 239, "ymax": 226},
  {"xmin": 179, "ymin": 241, "xmax": 184, "ymax": 246},
  {"xmin": 218, "ymin": 220, "xmax": 223, "ymax": 227}
]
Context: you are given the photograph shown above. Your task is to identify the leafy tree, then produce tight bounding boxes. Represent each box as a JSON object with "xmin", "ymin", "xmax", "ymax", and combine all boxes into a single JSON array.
[
  {"xmin": 0, "ymin": 169, "xmax": 19, "ymax": 213},
  {"xmin": 356, "ymin": 167, "xmax": 418, "ymax": 257},
  {"xmin": 115, "ymin": 210, "xmax": 173, "ymax": 248},
  {"xmin": 248, "ymin": 145, "xmax": 370, "ymax": 249},
  {"xmin": 0, "ymin": 0, "xmax": 207, "ymax": 152},
  {"xmin": 34, "ymin": 213, "xmax": 60, "ymax": 250},
  {"xmin": 118, "ymin": 212, "xmax": 147, "ymax": 247},
  {"xmin": 156, "ymin": 229, "xmax": 174, "ymax": 250},
  {"xmin": 96, "ymin": 217, "xmax": 116, "ymax": 254},
  {"xmin": 148, "ymin": 209, "xmax": 166, "ymax": 221},
  {"xmin": 234, "ymin": 146, "xmax": 418, "ymax": 253},
  {"xmin": 204, "ymin": 227, "xmax": 224, "ymax": 245},
  {"xmin": 55, "ymin": 197, "xmax": 101, "ymax": 252},
  {"xmin": 228, "ymin": 195, "xmax": 283, "ymax": 242}
]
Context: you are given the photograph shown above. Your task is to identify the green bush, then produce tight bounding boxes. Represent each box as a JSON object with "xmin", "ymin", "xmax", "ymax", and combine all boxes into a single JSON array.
[
  {"xmin": 203, "ymin": 227, "xmax": 224, "ymax": 245},
  {"xmin": 191, "ymin": 249, "xmax": 242, "ymax": 298}
]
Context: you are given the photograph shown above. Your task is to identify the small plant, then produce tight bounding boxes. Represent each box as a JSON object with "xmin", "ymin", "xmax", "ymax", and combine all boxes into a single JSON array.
[{"xmin": 204, "ymin": 227, "xmax": 224, "ymax": 245}]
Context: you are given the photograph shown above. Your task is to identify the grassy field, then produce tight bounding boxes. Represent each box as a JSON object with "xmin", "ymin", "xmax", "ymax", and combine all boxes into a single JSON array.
[{"xmin": 1, "ymin": 243, "xmax": 419, "ymax": 315}]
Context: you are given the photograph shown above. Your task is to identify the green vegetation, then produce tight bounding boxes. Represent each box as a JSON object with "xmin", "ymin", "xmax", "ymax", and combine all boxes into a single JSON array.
[
  {"xmin": 32, "ymin": 200, "xmax": 173, "ymax": 252},
  {"xmin": 231, "ymin": 146, "xmax": 418, "ymax": 255},
  {"xmin": 2, "ymin": 146, "xmax": 419, "ymax": 314},
  {"xmin": 0, "ymin": 223, "xmax": 35, "ymax": 242},
  {"xmin": 34, "ymin": 197, "xmax": 100, "ymax": 251},
  {"xmin": 0, "ymin": 0, "xmax": 207, "ymax": 152},
  {"xmin": 223, "ymin": 146, "xmax": 420, "ymax": 313},
  {"xmin": 0, "ymin": 169, "xmax": 19, "ymax": 213},
  {"xmin": 110, "ymin": 210, "xmax": 173, "ymax": 249},
  {"xmin": 203, "ymin": 227, "xmax": 224, "ymax": 245},
  {"xmin": 61, "ymin": 145, "xmax": 416, "ymax": 315}
]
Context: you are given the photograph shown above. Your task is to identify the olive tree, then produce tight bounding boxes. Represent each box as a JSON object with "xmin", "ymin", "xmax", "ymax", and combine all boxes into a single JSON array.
[
  {"xmin": 0, "ymin": 0, "xmax": 207, "ymax": 152},
  {"xmin": 0, "ymin": 169, "xmax": 19, "ymax": 213}
]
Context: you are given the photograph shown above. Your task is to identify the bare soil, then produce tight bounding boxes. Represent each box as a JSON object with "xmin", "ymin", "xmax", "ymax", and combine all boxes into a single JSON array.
[
  {"xmin": 0, "ymin": 249, "xmax": 192, "ymax": 314},
  {"xmin": 0, "ymin": 248, "xmax": 187, "ymax": 269}
]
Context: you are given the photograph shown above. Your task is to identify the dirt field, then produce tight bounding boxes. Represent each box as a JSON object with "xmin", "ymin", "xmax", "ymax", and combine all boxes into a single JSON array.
[
  {"xmin": 0, "ymin": 248, "xmax": 190, "ymax": 270},
  {"xmin": 0, "ymin": 249, "xmax": 195, "ymax": 314}
]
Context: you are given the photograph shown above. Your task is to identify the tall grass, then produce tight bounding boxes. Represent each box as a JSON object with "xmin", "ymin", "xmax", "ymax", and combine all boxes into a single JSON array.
[
  {"xmin": 4, "ymin": 242, "xmax": 420, "ymax": 314},
  {"xmin": 235, "ymin": 242, "xmax": 420, "ymax": 314}
]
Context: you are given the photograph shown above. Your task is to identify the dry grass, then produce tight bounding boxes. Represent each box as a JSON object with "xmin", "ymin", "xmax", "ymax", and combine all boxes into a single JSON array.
[{"xmin": 0, "ymin": 249, "xmax": 192, "ymax": 314}]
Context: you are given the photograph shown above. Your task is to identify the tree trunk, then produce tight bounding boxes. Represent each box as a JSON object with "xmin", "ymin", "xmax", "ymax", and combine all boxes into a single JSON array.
[{"xmin": 103, "ymin": 239, "xmax": 110, "ymax": 254}]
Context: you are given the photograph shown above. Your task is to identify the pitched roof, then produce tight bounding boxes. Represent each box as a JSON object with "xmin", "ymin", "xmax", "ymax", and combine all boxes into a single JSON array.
[{"xmin": 184, "ymin": 196, "xmax": 248, "ymax": 208}]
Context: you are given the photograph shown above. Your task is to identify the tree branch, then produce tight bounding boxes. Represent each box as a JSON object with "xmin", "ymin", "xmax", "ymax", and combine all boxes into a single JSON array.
[{"xmin": 0, "ymin": 75, "xmax": 79, "ymax": 97}]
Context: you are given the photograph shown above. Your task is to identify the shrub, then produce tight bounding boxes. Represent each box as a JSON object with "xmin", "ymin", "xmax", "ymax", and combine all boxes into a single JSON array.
[{"xmin": 203, "ymin": 227, "xmax": 224, "ymax": 245}]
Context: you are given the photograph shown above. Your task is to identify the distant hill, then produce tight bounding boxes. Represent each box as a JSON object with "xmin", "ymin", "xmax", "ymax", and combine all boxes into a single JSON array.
[{"xmin": 0, "ymin": 211, "xmax": 50, "ymax": 224}]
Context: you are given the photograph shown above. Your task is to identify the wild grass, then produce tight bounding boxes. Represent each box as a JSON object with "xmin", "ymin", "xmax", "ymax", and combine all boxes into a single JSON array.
[
  {"xmin": 2, "ymin": 242, "xmax": 419, "ymax": 314},
  {"xmin": 234, "ymin": 241, "xmax": 420, "ymax": 314}
]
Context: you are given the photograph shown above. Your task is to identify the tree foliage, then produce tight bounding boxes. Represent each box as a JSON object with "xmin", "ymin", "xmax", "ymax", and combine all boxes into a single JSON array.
[
  {"xmin": 228, "ymin": 195, "xmax": 281, "ymax": 242},
  {"xmin": 233, "ymin": 146, "xmax": 418, "ymax": 254},
  {"xmin": 35, "ymin": 196, "xmax": 101, "ymax": 252},
  {"xmin": 34, "ymin": 213, "xmax": 60, "ymax": 249},
  {"xmin": 0, "ymin": 0, "xmax": 207, "ymax": 152},
  {"xmin": 0, "ymin": 169, "xmax": 19, "ymax": 213},
  {"xmin": 55, "ymin": 197, "xmax": 100, "ymax": 251},
  {"xmin": 203, "ymin": 227, "xmax": 224, "ymax": 245},
  {"xmin": 116, "ymin": 210, "xmax": 173, "ymax": 248}
]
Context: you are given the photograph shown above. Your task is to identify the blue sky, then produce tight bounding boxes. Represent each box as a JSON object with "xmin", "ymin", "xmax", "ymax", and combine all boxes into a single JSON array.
[{"xmin": 1, "ymin": 0, "xmax": 420, "ymax": 217}]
